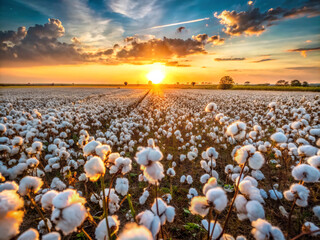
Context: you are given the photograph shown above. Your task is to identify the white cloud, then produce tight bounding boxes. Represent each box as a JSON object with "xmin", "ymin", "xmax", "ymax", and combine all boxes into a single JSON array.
[{"xmin": 108, "ymin": 0, "xmax": 157, "ymax": 19}]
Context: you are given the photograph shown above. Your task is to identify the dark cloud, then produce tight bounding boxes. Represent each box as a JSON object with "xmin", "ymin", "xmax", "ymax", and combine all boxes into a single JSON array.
[
  {"xmin": 286, "ymin": 66, "xmax": 320, "ymax": 70},
  {"xmin": 165, "ymin": 61, "xmax": 191, "ymax": 67},
  {"xmin": 192, "ymin": 34, "xmax": 225, "ymax": 45},
  {"xmin": 214, "ymin": 1, "xmax": 320, "ymax": 36},
  {"xmin": 288, "ymin": 46, "xmax": 320, "ymax": 57},
  {"xmin": 252, "ymin": 58, "xmax": 275, "ymax": 63},
  {"xmin": 176, "ymin": 26, "xmax": 186, "ymax": 33},
  {"xmin": 215, "ymin": 57, "xmax": 246, "ymax": 61}
]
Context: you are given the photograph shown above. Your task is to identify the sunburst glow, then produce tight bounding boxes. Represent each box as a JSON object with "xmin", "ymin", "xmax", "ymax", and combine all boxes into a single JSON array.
[{"xmin": 146, "ymin": 70, "xmax": 165, "ymax": 84}]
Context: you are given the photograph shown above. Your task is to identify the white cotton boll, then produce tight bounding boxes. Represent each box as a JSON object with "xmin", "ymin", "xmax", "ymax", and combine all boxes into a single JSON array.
[
  {"xmin": 0, "ymin": 189, "xmax": 24, "ymax": 218},
  {"xmin": 268, "ymin": 189, "xmax": 283, "ymax": 201},
  {"xmin": 201, "ymin": 160, "xmax": 210, "ymax": 172},
  {"xmin": 78, "ymin": 173, "xmax": 87, "ymax": 182},
  {"xmin": 83, "ymin": 140, "xmax": 101, "ymax": 156},
  {"xmin": 251, "ymin": 219, "xmax": 272, "ymax": 240},
  {"xmin": 53, "ymin": 202, "xmax": 87, "ymax": 235},
  {"xmin": 148, "ymin": 148, "xmax": 163, "ymax": 162},
  {"xmin": 203, "ymin": 177, "xmax": 218, "ymax": 195},
  {"xmin": 206, "ymin": 147, "xmax": 218, "ymax": 159},
  {"xmin": 50, "ymin": 178, "xmax": 66, "ymax": 191},
  {"xmin": 118, "ymin": 223, "xmax": 153, "ymax": 240},
  {"xmin": 167, "ymin": 154, "xmax": 173, "ymax": 161},
  {"xmin": 110, "ymin": 157, "xmax": 132, "ymax": 174},
  {"xmin": 150, "ymin": 215, "xmax": 161, "ymax": 238},
  {"xmin": 189, "ymin": 196, "xmax": 209, "ymax": 217},
  {"xmin": 271, "ymin": 132, "xmax": 287, "ymax": 143},
  {"xmin": 165, "ymin": 206, "xmax": 175, "ymax": 223},
  {"xmin": 19, "ymin": 176, "xmax": 43, "ymax": 196},
  {"xmin": 52, "ymin": 189, "xmax": 85, "ymax": 209},
  {"xmin": 291, "ymin": 164, "xmax": 320, "ymax": 182},
  {"xmin": 42, "ymin": 232, "xmax": 61, "ymax": 240},
  {"xmin": 37, "ymin": 219, "xmax": 52, "ymax": 234},
  {"xmin": 139, "ymin": 190, "xmax": 149, "ymax": 205},
  {"xmin": 172, "ymin": 161, "xmax": 176, "ymax": 167},
  {"xmin": 307, "ymin": 156, "xmax": 320, "ymax": 169},
  {"xmin": 298, "ymin": 145, "xmax": 318, "ymax": 157},
  {"xmin": 108, "ymin": 153, "xmax": 120, "ymax": 164},
  {"xmin": 206, "ymin": 187, "xmax": 228, "ymax": 212},
  {"xmin": 200, "ymin": 174, "xmax": 210, "ymax": 184},
  {"xmin": 136, "ymin": 210, "xmax": 154, "ymax": 230},
  {"xmin": 95, "ymin": 145, "xmax": 111, "ymax": 160},
  {"xmin": 259, "ymin": 189, "xmax": 268, "ymax": 199},
  {"xmin": 235, "ymin": 194, "xmax": 248, "ymax": 215},
  {"xmin": 143, "ymin": 162, "xmax": 164, "ymax": 184},
  {"xmin": 303, "ymin": 222, "xmax": 320, "ymax": 236},
  {"xmin": 239, "ymin": 180, "xmax": 253, "ymax": 195},
  {"xmin": 180, "ymin": 154, "xmax": 186, "ymax": 162},
  {"xmin": 246, "ymin": 200, "xmax": 265, "ymax": 222},
  {"xmin": 201, "ymin": 219, "xmax": 222, "ymax": 240},
  {"xmin": 234, "ymin": 145, "xmax": 255, "ymax": 165},
  {"xmin": 95, "ymin": 216, "xmax": 120, "ymax": 240},
  {"xmin": 41, "ymin": 190, "xmax": 59, "ymax": 210},
  {"xmin": 115, "ymin": 178, "xmax": 129, "ymax": 196},
  {"xmin": 32, "ymin": 141, "xmax": 42, "ymax": 152},
  {"xmin": 284, "ymin": 184, "xmax": 309, "ymax": 207},
  {"xmin": 251, "ymin": 170, "xmax": 265, "ymax": 180},
  {"xmin": 0, "ymin": 181, "xmax": 19, "ymax": 192},
  {"xmin": 84, "ymin": 156, "xmax": 105, "ymax": 182},
  {"xmin": 205, "ymin": 102, "xmax": 217, "ymax": 112},
  {"xmin": 313, "ymin": 206, "xmax": 320, "ymax": 220},
  {"xmin": 186, "ymin": 175, "xmax": 193, "ymax": 184},
  {"xmin": 151, "ymin": 198, "xmax": 167, "ymax": 221},
  {"xmin": 187, "ymin": 188, "xmax": 198, "ymax": 199},
  {"xmin": 225, "ymin": 165, "xmax": 234, "ymax": 174},
  {"xmin": 180, "ymin": 175, "xmax": 186, "ymax": 183},
  {"xmin": 17, "ymin": 228, "xmax": 39, "ymax": 240},
  {"xmin": 166, "ymin": 168, "xmax": 176, "ymax": 177},
  {"xmin": 248, "ymin": 152, "xmax": 265, "ymax": 170},
  {"xmin": 12, "ymin": 136, "xmax": 23, "ymax": 146}
]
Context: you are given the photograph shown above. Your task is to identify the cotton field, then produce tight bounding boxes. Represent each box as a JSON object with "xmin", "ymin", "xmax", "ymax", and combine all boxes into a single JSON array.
[{"xmin": 0, "ymin": 87, "xmax": 319, "ymax": 240}]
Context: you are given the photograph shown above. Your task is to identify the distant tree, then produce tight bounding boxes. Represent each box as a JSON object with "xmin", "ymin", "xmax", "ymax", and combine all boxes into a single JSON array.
[
  {"xmin": 291, "ymin": 79, "xmax": 301, "ymax": 86},
  {"xmin": 191, "ymin": 82, "xmax": 196, "ymax": 87},
  {"xmin": 218, "ymin": 76, "xmax": 234, "ymax": 89},
  {"xmin": 276, "ymin": 80, "xmax": 288, "ymax": 86},
  {"xmin": 244, "ymin": 81, "xmax": 250, "ymax": 85},
  {"xmin": 302, "ymin": 81, "xmax": 309, "ymax": 87},
  {"xmin": 124, "ymin": 81, "xmax": 128, "ymax": 86},
  {"xmin": 176, "ymin": 82, "xmax": 179, "ymax": 85},
  {"xmin": 148, "ymin": 80, "xmax": 152, "ymax": 85}
]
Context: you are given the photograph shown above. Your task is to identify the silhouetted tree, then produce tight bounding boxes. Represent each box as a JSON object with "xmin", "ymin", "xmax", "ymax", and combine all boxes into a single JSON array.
[
  {"xmin": 244, "ymin": 81, "xmax": 250, "ymax": 85},
  {"xmin": 124, "ymin": 82, "xmax": 128, "ymax": 86},
  {"xmin": 218, "ymin": 76, "xmax": 234, "ymax": 89},
  {"xmin": 148, "ymin": 80, "xmax": 152, "ymax": 85},
  {"xmin": 291, "ymin": 79, "xmax": 301, "ymax": 86},
  {"xmin": 302, "ymin": 81, "xmax": 309, "ymax": 87},
  {"xmin": 276, "ymin": 79, "xmax": 289, "ymax": 86},
  {"xmin": 191, "ymin": 82, "xmax": 196, "ymax": 87},
  {"xmin": 176, "ymin": 82, "xmax": 179, "ymax": 85}
]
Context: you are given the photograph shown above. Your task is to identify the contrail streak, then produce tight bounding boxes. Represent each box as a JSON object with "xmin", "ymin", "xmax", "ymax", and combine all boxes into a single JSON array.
[{"xmin": 150, "ymin": 17, "xmax": 210, "ymax": 29}]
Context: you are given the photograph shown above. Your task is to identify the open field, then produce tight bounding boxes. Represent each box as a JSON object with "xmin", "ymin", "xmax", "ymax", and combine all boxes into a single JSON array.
[{"xmin": 0, "ymin": 88, "xmax": 319, "ymax": 240}]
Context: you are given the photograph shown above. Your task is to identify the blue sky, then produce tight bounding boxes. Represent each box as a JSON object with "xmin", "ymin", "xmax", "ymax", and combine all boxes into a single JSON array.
[{"xmin": 0, "ymin": 0, "xmax": 319, "ymax": 84}]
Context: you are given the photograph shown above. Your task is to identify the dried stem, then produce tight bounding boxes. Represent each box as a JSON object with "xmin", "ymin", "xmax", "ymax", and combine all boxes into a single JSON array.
[{"xmin": 27, "ymin": 192, "xmax": 50, "ymax": 233}]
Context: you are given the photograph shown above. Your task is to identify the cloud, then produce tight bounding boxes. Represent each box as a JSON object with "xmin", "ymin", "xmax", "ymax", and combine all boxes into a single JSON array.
[
  {"xmin": 108, "ymin": 0, "xmax": 157, "ymax": 19},
  {"xmin": 214, "ymin": 1, "xmax": 320, "ymax": 36},
  {"xmin": 192, "ymin": 34, "xmax": 225, "ymax": 45},
  {"xmin": 288, "ymin": 46, "xmax": 320, "ymax": 57},
  {"xmin": 214, "ymin": 57, "xmax": 246, "ymax": 61},
  {"xmin": 0, "ymin": 19, "xmax": 217, "ymax": 67},
  {"xmin": 252, "ymin": 58, "xmax": 275, "ymax": 63},
  {"xmin": 286, "ymin": 66, "xmax": 320, "ymax": 70}
]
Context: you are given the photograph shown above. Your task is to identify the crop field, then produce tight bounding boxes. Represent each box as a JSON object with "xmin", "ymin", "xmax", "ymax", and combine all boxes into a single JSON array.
[{"xmin": 0, "ymin": 87, "xmax": 319, "ymax": 240}]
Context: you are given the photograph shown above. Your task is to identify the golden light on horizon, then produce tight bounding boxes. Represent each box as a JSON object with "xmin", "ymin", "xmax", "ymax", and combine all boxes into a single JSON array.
[{"xmin": 146, "ymin": 69, "xmax": 165, "ymax": 84}]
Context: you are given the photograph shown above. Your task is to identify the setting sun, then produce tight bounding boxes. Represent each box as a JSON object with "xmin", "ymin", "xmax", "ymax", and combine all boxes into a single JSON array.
[{"xmin": 146, "ymin": 69, "xmax": 165, "ymax": 84}]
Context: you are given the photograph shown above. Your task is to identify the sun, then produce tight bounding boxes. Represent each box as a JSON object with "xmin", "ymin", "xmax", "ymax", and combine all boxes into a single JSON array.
[{"xmin": 146, "ymin": 69, "xmax": 165, "ymax": 84}]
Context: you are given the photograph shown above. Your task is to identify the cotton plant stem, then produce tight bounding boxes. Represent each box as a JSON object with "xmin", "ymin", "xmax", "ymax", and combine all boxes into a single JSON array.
[
  {"xmin": 100, "ymin": 175, "xmax": 111, "ymax": 240},
  {"xmin": 155, "ymin": 182, "xmax": 165, "ymax": 240},
  {"xmin": 291, "ymin": 229, "xmax": 320, "ymax": 240},
  {"xmin": 81, "ymin": 227, "xmax": 93, "ymax": 240},
  {"xmin": 207, "ymin": 207, "xmax": 213, "ymax": 240},
  {"xmin": 217, "ymin": 160, "xmax": 248, "ymax": 239},
  {"xmin": 27, "ymin": 192, "xmax": 50, "ymax": 233},
  {"xmin": 287, "ymin": 198, "xmax": 297, "ymax": 239}
]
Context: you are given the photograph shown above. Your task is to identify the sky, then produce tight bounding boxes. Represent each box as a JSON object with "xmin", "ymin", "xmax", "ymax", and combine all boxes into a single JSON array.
[{"xmin": 0, "ymin": 0, "xmax": 319, "ymax": 84}]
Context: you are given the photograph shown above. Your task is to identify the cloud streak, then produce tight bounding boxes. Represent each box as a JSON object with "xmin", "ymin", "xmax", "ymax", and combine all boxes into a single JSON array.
[
  {"xmin": 288, "ymin": 46, "xmax": 320, "ymax": 57},
  {"xmin": 150, "ymin": 17, "xmax": 209, "ymax": 29},
  {"xmin": 214, "ymin": 57, "xmax": 246, "ymax": 61}
]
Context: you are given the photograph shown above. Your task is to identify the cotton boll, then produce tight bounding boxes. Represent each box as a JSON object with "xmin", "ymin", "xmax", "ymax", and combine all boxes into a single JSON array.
[
  {"xmin": 203, "ymin": 177, "xmax": 218, "ymax": 195},
  {"xmin": 291, "ymin": 164, "xmax": 320, "ymax": 182},
  {"xmin": 84, "ymin": 156, "xmax": 105, "ymax": 182},
  {"xmin": 165, "ymin": 206, "xmax": 175, "ymax": 223},
  {"xmin": 206, "ymin": 187, "xmax": 228, "ymax": 212},
  {"xmin": 246, "ymin": 200, "xmax": 265, "ymax": 222},
  {"xmin": 118, "ymin": 223, "xmax": 153, "ymax": 240},
  {"xmin": 200, "ymin": 174, "xmax": 210, "ymax": 184},
  {"xmin": 17, "ymin": 228, "xmax": 39, "ymax": 240},
  {"xmin": 143, "ymin": 162, "xmax": 164, "ymax": 184},
  {"xmin": 268, "ymin": 189, "xmax": 283, "ymax": 201},
  {"xmin": 42, "ymin": 232, "xmax": 61, "ymax": 240},
  {"xmin": 206, "ymin": 147, "xmax": 218, "ymax": 159},
  {"xmin": 50, "ymin": 178, "xmax": 66, "ymax": 191},
  {"xmin": 83, "ymin": 140, "xmax": 101, "ymax": 156},
  {"xmin": 180, "ymin": 175, "xmax": 186, "ymax": 183},
  {"xmin": 136, "ymin": 210, "xmax": 154, "ymax": 230},
  {"xmin": 115, "ymin": 178, "xmax": 129, "ymax": 196},
  {"xmin": 189, "ymin": 196, "xmax": 209, "ymax": 217},
  {"xmin": 307, "ymin": 156, "xmax": 320, "ymax": 169},
  {"xmin": 248, "ymin": 152, "xmax": 265, "ymax": 170},
  {"xmin": 205, "ymin": 102, "xmax": 217, "ymax": 112},
  {"xmin": 201, "ymin": 219, "xmax": 222, "ymax": 240},
  {"xmin": 166, "ymin": 168, "xmax": 176, "ymax": 177},
  {"xmin": 284, "ymin": 184, "xmax": 309, "ymax": 207},
  {"xmin": 303, "ymin": 222, "xmax": 319, "ymax": 236},
  {"xmin": 52, "ymin": 189, "xmax": 85, "ymax": 209},
  {"xmin": 19, "ymin": 176, "xmax": 43, "ymax": 196},
  {"xmin": 271, "ymin": 132, "xmax": 287, "ymax": 143},
  {"xmin": 53, "ymin": 202, "xmax": 87, "ymax": 235},
  {"xmin": 41, "ymin": 190, "xmax": 58, "ymax": 210},
  {"xmin": 0, "ymin": 181, "xmax": 19, "ymax": 192},
  {"xmin": 110, "ymin": 157, "xmax": 132, "ymax": 175},
  {"xmin": 251, "ymin": 170, "xmax": 265, "ymax": 180},
  {"xmin": 313, "ymin": 206, "xmax": 320, "ymax": 220},
  {"xmin": 187, "ymin": 188, "xmax": 198, "ymax": 199},
  {"xmin": 95, "ymin": 216, "xmax": 120, "ymax": 240},
  {"xmin": 95, "ymin": 144, "xmax": 111, "ymax": 160},
  {"xmin": 187, "ymin": 175, "xmax": 193, "ymax": 184}
]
